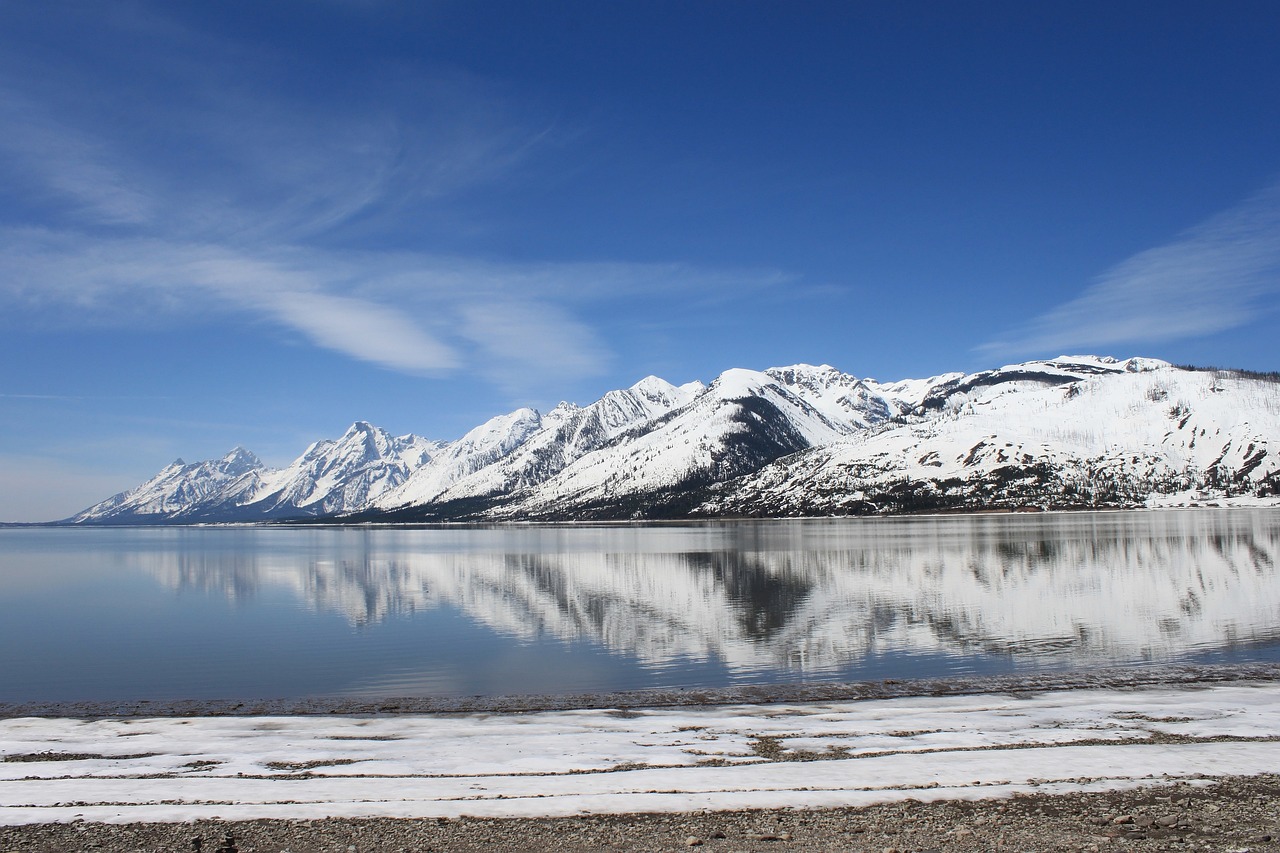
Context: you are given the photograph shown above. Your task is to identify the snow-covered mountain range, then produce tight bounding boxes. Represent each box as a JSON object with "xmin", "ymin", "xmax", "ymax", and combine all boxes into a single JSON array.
[{"xmin": 68, "ymin": 356, "xmax": 1280, "ymax": 524}]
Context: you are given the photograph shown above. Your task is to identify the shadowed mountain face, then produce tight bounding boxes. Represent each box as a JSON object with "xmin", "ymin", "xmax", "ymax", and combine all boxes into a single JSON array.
[
  {"xmin": 70, "ymin": 357, "xmax": 1280, "ymax": 524},
  {"xmin": 134, "ymin": 511, "xmax": 1280, "ymax": 681}
]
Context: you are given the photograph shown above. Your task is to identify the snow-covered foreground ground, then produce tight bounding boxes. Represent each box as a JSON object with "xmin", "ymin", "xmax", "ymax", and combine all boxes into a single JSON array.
[{"xmin": 2, "ymin": 682, "xmax": 1278, "ymax": 825}]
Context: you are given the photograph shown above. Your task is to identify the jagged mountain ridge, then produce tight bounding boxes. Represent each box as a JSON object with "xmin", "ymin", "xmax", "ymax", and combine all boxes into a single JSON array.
[
  {"xmin": 246, "ymin": 421, "xmax": 443, "ymax": 518},
  {"xmin": 69, "ymin": 356, "xmax": 1280, "ymax": 524},
  {"xmin": 701, "ymin": 359, "xmax": 1279, "ymax": 517},
  {"xmin": 71, "ymin": 422, "xmax": 440, "ymax": 523},
  {"xmin": 73, "ymin": 447, "xmax": 266, "ymax": 521},
  {"xmin": 376, "ymin": 375, "xmax": 706, "ymax": 509},
  {"xmin": 485, "ymin": 367, "xmax": 869, "ymax": 520}
]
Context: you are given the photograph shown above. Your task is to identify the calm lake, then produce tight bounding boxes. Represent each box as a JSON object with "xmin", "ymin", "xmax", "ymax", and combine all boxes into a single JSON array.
[{"xmin": 2, "ymin": 509, "xmax": 1279, "ymax": 703}]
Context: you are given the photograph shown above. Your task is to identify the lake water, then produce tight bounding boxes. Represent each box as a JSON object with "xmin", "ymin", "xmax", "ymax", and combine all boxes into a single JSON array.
[{"xmin": 2, "ymin": 509, "xmax": 1279, "ymax": 704}]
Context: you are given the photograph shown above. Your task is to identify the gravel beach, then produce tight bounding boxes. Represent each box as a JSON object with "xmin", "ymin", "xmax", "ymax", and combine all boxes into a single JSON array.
[
  {"xmin": 5, "ymin": 670, "xmax": 1280, "ymax": 850},
  {"xmin": 4, "ymin": 774, "xmax": 1278, "ymax": 852}
]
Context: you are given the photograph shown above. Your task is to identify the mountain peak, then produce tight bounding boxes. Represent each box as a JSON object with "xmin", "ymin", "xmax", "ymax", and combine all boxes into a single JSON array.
[
  {"xmin": 220, "ymin": 447, "xmax": 263, "ymax": 474},
  {"xmin": 628, "ymin": 374, "xmax": 674, "ymax": 394},
  {"xmin": 772, "ymin": 362, "xmax": 839, "ymax": 374},
  {"xmin": 711, "ymin": 367, "xmax": 774, "ymax": 399},
  {"xmin": 342, "ymin": 420, "xmax": 379, "ymax": 437},
  {"xmin": 67, "ymin": 355, "xmax": 1280, "ymax": 524}
]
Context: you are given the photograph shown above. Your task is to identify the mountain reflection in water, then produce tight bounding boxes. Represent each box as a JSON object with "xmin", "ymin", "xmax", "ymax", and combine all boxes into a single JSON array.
[{"xmin": 139, "ymin": 510, "xmax": 1280, "ymax": 677}]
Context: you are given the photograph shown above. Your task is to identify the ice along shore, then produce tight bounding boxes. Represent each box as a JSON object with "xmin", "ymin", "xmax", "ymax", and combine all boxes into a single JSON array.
[{"xmin": 3, "ymin": 670, "xmax": 1280, "ymax": 828}]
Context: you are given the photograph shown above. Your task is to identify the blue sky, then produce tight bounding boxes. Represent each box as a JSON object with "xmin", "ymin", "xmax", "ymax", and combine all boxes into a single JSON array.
[{"xmin": 2, "ymin": 1, "xmax": 1279, "ymax": 521}]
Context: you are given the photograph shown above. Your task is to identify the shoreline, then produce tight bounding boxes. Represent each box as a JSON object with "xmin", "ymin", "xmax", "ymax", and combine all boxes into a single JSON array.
[
  {"xmin": 12, "ymin": 498, "xmax": 1280, "ymax": 530},
  {"xmin": 5, "ymin": 661, "xmax": 1280, "ymax": 719},
  {"xmin": 4, "ymin": 676, "xmax": 1279, "ymax": 830},
  {"xmin": 5, "ymin": 774, "xmax": 1279, "ymax": 851}
]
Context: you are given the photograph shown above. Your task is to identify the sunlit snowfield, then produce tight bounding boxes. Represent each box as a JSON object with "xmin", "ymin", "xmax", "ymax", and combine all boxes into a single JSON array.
[{"xmin": 2, "ymin": 508, "xmax": 1279, "ymax": 704}]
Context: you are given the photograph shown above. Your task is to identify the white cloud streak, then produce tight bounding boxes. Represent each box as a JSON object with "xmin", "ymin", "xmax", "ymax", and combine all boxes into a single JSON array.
[
  {"xmin": 0, "ymin": 228, "xmax": 785, "ymax": 382},
  {"xmin": 979, "ymin": 180, "xmax": 1280, "ymax": 358},
  {"xmin": 264, "ymin": 291, "xmax": 460, "ymax": 373},
  {"xmin": 0, "ymin": 7, "xmax": 794, "ymax": 391},
  {"xmin": 459, "ymin": 301, "xmax": 610, "ymax": 393}
]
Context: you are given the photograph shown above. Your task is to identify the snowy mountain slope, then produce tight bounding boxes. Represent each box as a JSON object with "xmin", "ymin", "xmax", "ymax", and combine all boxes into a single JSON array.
[
  {"xmin": 69, "ymin": 448, "xmax": 267, "ymax": 523},
  {"xmin": 764, "ymin": 364, "xmax": 911, "ymax": 427},
  {"xmin": 244, "ymin": 422, "xmax": 441, "ymax": 518},
  {"xmin": 66, "ymin": 356, "xmax": 1280, "ymax": 524},
  {"xmin": 916, "ymin": 355, "xmax": 1168, "ymax": 411},
  {"xmin": 388, "ymin": 376, "xmax": 705, "ymax": 507},
  {"xmin": 701, "ymin": 361, "xmax": 1280, "ymax": 517},
  {"xmin": 375, "ymin": 408, "xmax": 544, "ymax": 508},
  {"xmin": 71, "ymin": 424, "xmax": 439, "ymax": 523},
  {"xmin": 489, "ymin": 367, "xmax": 892, "ymax": 519}
]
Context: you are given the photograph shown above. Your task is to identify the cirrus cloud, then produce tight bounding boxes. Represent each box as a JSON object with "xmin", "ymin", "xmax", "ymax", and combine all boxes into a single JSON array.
[
  {"xmin": 979, "ymin": 180, "xmax": 1280, "ymax": 358},
  {"xmin": 0, "ymin": 2, "xmax": 797, "ymax": 394},
  {"xmin": 0, "ymin": 227, "xmax": 788, "ymax": 385}
]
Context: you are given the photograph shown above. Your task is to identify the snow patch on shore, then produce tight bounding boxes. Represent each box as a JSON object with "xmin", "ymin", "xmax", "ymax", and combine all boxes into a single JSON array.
[{"xmin": 2, "ymin": 682, "xmax": 1278, "ymax": 824}]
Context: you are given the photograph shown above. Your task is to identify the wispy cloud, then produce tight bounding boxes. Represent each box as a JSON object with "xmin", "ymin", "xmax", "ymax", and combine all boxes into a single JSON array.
[
  {"xmin": 0, "ymin": 4, "xmax": 796, "ymax": 393},
  {"xmin": 0, "ymin": 89, "xmax": 156, "ymax": 226},
  {"xmin": 459, "ymin": 301, "xmax": 610, "ymax": 393},
  {"xmin": 979, "ymin": 180, "xmax": 1280, "ymax": 358},
  {"xmin": 0, "ymin": 228, "xmax": 786, "ymax": 381},
  {"xmin": 263, "ymin": 290, "xmax": 460, "ymax": 374}
]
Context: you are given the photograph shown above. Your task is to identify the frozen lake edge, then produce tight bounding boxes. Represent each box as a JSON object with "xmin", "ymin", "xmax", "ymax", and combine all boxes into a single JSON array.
[{"xmin": 3, "ymin": 667, "xmax": 1280, "ymax": 826}]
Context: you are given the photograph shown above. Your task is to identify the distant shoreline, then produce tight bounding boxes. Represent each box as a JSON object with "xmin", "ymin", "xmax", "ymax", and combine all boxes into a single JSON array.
[{"xmin": 10, "ymin": 499, "xmax": 1280, "ymax": 529}]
